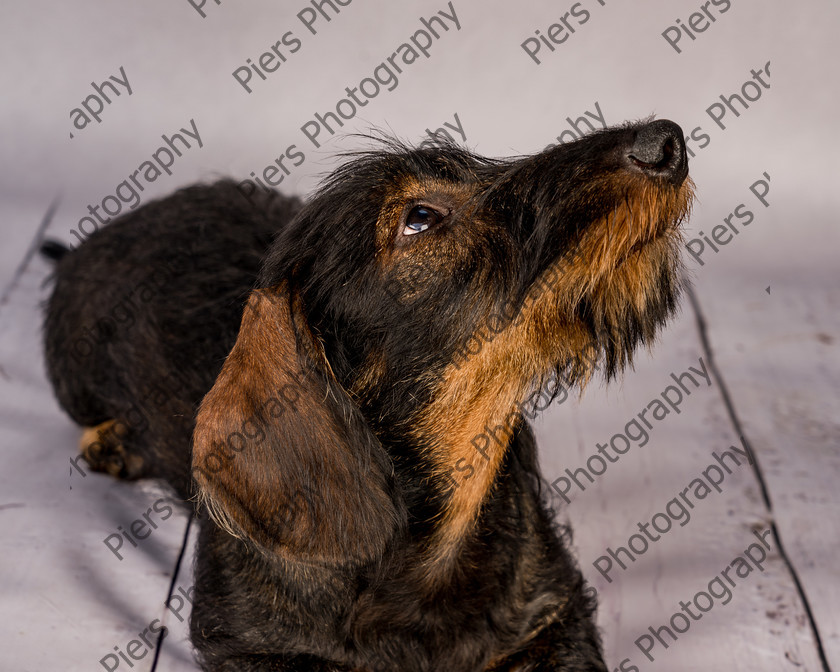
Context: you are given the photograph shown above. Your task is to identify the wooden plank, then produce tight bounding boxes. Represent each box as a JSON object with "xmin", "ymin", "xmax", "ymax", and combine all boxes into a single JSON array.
[
  {"xmin": 686, "ymin": 228, "xmax": 840, "ymax": 671},
  {"xmin": 690, "ymin": 278, "xmax": 840, "ymax": 671},
  {"xmin": 0, "ymin": 260, "xmax": 195, "ymax": 672},
  {"xmin": 535, "ymin": 304, "xmax": 827, "ymax": 671},
  {"xmin": 670, "ymin": 27, "xmax": 840, "ymax": 665}
]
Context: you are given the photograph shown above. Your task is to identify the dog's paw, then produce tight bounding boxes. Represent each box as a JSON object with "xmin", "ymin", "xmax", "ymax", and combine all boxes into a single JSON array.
[{"xmin": 79, "ymin": 420, "xmax": 144, "ymax": 479}]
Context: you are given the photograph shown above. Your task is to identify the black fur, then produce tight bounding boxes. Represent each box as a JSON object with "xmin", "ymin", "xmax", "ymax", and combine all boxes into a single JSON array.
[
  {"xmin": 42, "ymin": 121, "xmax": 691, "ymax": 671},
  {"xmin": 43, "ymin": 182, "xmax": 300, "ymax": 495}
]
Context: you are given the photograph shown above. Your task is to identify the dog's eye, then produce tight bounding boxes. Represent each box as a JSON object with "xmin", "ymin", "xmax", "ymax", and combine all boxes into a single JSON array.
[{"xmin": 402, "ymin": 205, "xmax": 444, "ymax": 236}]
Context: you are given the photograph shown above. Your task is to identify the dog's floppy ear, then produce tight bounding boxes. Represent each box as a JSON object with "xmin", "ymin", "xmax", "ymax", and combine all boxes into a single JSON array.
[{"xmin": 192, "ymin": 284, "xmax": 402, "ymax": 564}]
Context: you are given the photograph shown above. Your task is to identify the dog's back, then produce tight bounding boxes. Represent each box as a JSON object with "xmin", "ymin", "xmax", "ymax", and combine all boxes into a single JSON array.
[{"xmin": 43, "ymin": 181, "xmax": 300, "ymax": 495}]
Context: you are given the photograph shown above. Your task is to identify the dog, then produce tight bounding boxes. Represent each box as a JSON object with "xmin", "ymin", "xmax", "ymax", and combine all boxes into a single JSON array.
[{"xmin": 43, "ymin": 119, "xmax": 693, "ymax": 671}]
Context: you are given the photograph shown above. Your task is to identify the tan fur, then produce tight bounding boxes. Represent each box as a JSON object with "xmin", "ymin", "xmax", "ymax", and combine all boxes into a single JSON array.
[
  {"xmin": 193, "ymin": 288, "xmax": 295, "ymax": 542},
  {"xmin": 192, "ymin": 285, "xmax": 399, "ymax": 564},
  {"xmin": 80, "ymin": 419, "xmax": 141, "ymax": 477},
  {"xmin": 375, "ymin": 176, "xmax": 478, "ymax": 258},
  {"xmin": 417, "ymin": 176, "xmax": 694, "ymax": 577},
  {"xmin": 79, "ymin": 422, "xmax": 110, "ymax": 454}
]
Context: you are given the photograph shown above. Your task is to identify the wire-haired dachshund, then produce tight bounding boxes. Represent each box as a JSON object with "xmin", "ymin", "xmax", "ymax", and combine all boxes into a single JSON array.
[{"xmin": 43, "ymin": 119, "xmax": 693, "ymax": 671}]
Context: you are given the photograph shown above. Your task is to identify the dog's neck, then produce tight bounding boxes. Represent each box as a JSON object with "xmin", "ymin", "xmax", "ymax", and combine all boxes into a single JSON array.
[{"xmin": 409, "ymin": 270, "xmax": 596, "ymax": 581}]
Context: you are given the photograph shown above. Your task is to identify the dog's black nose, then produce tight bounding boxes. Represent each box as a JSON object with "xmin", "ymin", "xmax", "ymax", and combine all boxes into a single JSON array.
[{"xmin": 627, "ymin": 120, "xmax": 688, "ymax": 185}]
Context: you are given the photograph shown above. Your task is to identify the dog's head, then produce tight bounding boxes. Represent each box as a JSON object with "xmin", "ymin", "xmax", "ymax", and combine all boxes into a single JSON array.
[{"xmin": 192, "ymin": 120, "xmax": 693, "ymax": 568}]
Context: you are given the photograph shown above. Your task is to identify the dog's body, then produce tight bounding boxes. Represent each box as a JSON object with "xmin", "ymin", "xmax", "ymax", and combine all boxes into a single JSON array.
[
  {"xmin": 44, "ymin": 182, "xmax": 301, "ymax": 497},
  {"xmin": 43, "ymin": 122, "xmax": 692, "ymax": 671}
]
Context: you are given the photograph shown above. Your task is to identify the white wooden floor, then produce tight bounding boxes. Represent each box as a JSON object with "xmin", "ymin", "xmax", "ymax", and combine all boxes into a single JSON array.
[{"xmin": 1, "ymin": 1, "xmax": 838, "ymax": 670}]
